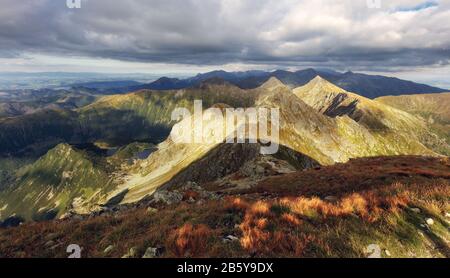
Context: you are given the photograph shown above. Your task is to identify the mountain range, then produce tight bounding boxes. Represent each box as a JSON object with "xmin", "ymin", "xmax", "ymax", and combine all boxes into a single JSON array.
[
  {"xmin": 0, "ymin": 73, "xmax": 448, "ymax": 258},
  {"xmin": 103, "ymin": 69, "xmax": 447, "ymax": 99},
  {"xmin": 0, "ymin": 75, "xmax": 448, "ymax": 221}
]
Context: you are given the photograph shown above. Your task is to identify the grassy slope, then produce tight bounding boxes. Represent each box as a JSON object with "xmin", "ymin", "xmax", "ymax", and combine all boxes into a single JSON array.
[
  {"xmin": 0, "ymin": 83, "xmax": 257, "ymax": 155},
  {"xmin": 0, "ymin": 144, "xmax": 112, "ymax": 220},
  {"xmin": 376, "ymin": 93, "xmax": 450, "ymax": 155},
  {"xmin": 293, "ymin": 77, "xmax": 449, "ymax": 156},
  {"xmin": 104, "ymin": 79, "xmax": 436, "ymax": 207},
  {"xmin": 0, "ymin": 79, "xmax": 444, "ymax": 221},
  {"xmin": 0, "ymin": 156, "xmax": 448, "ymax": 258}
]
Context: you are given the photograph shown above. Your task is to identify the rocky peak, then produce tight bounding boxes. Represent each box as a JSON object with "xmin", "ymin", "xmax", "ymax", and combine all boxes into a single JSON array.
[{"xmin": 259, "ymin": 77, "xmax": 287, "ymax": 91}]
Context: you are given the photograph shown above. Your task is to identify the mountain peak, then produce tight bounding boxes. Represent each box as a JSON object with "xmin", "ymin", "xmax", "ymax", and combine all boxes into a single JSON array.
[
  {"xmin": 259, "ymin": 77, "xmax": 286, "ymax": 91},
  {"xmin": 297, "ymin": 75, "xmax": 348, "ymax": 95}
]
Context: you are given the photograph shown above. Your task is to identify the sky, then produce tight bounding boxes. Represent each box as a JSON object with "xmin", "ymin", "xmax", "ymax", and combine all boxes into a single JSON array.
[{"xmin": 0, "ymin": 0, "xmax": 449, "ymax": 87}]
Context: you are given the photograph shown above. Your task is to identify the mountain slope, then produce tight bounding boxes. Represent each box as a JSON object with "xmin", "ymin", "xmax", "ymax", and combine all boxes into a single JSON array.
[
  {"xmin": 376, "ymin": 93, "xmax": 450, "ymax": 155},
  {"xmin": 1, "ymin": 156, "xmax": 448, "ymax": 258},
  {"xmin": 0, "ymin": 82, "xmax": 257, "ymax": 155},
  {"xmin": 293, "ymin": 76, "xmax": 449, "ymax": 155},
  {"xmin": 0, "ymin": 144, "xmax": 112, "ymax": 220},
  {"xmin": 0, "ymin": 78, "xmax": 443, "ymax": 220},
  {"xmin": 102, "ymin": 78, "xmax": 437, "ymax": 207},
  {"xmin": 376, "ymin": 93, "xmax": 450, "ymax": 125}
]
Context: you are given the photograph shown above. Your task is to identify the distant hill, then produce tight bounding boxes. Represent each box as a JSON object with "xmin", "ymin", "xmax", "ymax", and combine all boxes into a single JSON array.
[
  {"xmin": 70, "ymin": 80, "xmax": 142, "ymax": 90},
  {"xmin": 130, "ymin": 69, "xmax": 446, "ymax": 99}
]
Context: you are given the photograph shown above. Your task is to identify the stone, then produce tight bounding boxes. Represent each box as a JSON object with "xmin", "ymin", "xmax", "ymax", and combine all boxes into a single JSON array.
[
  {"xmin": 122, "ymin": 247, "xmax": 138, "ymax": 258},
  {"xmin": 45, "ymin": 233, "xmax": 59, "ymax": 241},
  {"xmin": 153, "ymin": 190, "xmax": 183, "ymax": 205},
  {"xmin": 44, "ymin": 240, "xmax": 55, "ymax": 248},
  {"xmin": 146, "ymin": 207, "xmax": 158, "ymax": 214},
  {"xmin": 142, "ymin": 248, "xmax": 157, "ymax": 258},
  {"xmin": 445, "ymin": 212, "xmax": 450, "ymax": 218},
  {"xmin": 104, "ymin": 245, "xmax": 114, "ymax": 254},
  {"xmin": 59, "ymin": 213, "xmax": 72, "ymax": 220},
  {"xmin": 142, "ymin": 246, "xmax": 164, "ymax": 258},
  {"xmin": 223, "ymin": 235, "xmax": 239, "ymax": 243},
  {"xmin": 255, "ymin": 165, "xmax": 265, "ymax": 175},
  {"xmin": 409, "ymin": 208, "xmax": 421, "ymax": 213},
  {"xmin": 426, "ymin": 218, "xmax": 434, "ymax": 226},
  {"xmin": 324, "ymin": 196, "xmax": 338, "ymax": 202},
  {"xmin": 385, "ymin": 250, "xmax": 391, "ymax": 257}
]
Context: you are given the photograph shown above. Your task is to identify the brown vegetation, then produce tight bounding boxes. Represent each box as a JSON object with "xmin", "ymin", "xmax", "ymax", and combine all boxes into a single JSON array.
[{"xmin": 0, "ymin": 156, "xmax": 448, "ymax": 258}]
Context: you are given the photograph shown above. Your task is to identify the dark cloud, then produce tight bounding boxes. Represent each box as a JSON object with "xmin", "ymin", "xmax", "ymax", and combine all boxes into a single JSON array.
[{"xmin": 0, "ymin": 0, "xmax": 449, "ymax": 70}]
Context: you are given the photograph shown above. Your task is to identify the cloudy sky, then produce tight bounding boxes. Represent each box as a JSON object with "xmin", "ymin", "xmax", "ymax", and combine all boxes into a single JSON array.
[{"xmin": 0, "ymin": 0, "xmax": 449, "ymax": 87}]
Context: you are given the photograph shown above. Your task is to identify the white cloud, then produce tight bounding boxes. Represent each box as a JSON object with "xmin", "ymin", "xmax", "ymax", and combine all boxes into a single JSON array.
[{"xmin": 0, "ymin": 0, "xmax": 449, "ymax": 84}]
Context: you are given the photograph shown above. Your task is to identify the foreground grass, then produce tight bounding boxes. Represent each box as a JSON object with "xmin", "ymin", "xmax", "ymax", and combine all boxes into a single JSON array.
[{"xmin": 0, "ymin": 156, "xmax": 448, "ymax": 258}]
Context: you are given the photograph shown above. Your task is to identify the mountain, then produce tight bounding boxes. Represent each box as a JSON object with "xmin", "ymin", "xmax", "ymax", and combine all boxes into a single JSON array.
[
  {"xmin": 0, "ymin": 144, "xmax": 111, "ymax": 220},
  {"xmin": 376, "ymin": 93, "xmax": 450, "ymax": 155},
  {"xmin": 122, "ymin": 69, "xmax": 447, "ymax": 99},
  {"xmin": 0, "ymin": 82, "xmax": 258, "ymax": 156},
  {"xmin": 94, "ymin": 78, "xmax": 439, "ymax": 208},
  {"xmin": 376, "ymin": 93, "xmax": 450, "ymax": 126},
  {"xmin": 69, "ymin": 80, "xmax": 142, "ymax": 90},
  {"xmin": 0, "ymin": 77, "xmax": 446, "ymax": 221},
  {"xmin": 0, "ymin": 89, "xmax": 102, "ymax": 119},
  {"xmin": 293, "ymin": 76, "xmax": 450, "ymax": 155}
]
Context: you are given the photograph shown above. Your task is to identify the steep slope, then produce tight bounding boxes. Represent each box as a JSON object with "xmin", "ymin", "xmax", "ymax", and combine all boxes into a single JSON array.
[
  {"xmin": 376, "ymin": 93, "xmax": 450, "ymax": 125},
  {"xmin": 0, "ymin": 81, "xmax": 257, "ymax": 155},
  {"xmin": 376, "ymin": 93, "xmax": 450, "ymax": 155},
  {"xmin": 0, "ymin": 109, "xmax": 78, "ymax": 156},
  {"xmin": 0, "ymin": 78, "xmax": 442, "ymax": 219},
  {"xmin": 0, "ymin": 144, "xmax": 112, "ymax": 221},
  {"xmin": 293, "ymin": 76, "xmax": 449, "ymax": 155},
  {"xmin": 102, "ymin": 78, "xmax": 437, "ymax": 206}
]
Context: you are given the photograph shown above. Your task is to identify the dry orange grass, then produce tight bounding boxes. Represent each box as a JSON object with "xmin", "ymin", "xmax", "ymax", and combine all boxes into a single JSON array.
[
  {"xmin": 234, "ymin": 180, "xmax": 448, "ymax": 256},
  {"xmin": 282, "ymin": 186, "xmax": 410, "ymax": 222},
  {"xmin": 166, "ymin": 223, "xmax": 216, "ymax": 257}
]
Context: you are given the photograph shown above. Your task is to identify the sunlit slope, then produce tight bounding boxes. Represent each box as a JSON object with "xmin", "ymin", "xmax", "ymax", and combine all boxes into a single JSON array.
[
  {"xmin": 108, "ymin": 78, "xmax": 436, "ymax": 206},
  {"xmin": 0, "ymin": 81, "xmax": 257, "ymax": 155},
  {"xmin": 376, "ymin": 93, "xmax": 450, "ymax": 123},
  {"xmin": 0, "ymin": 78, "xmax": 443, "ymax": 219},
  {"xmin": 0, "ymin": 144, "xmax": 112, "ymax": 220},
  {"xmin": 293, "ymin": 76, "xmax": 449, "ymax": 155},
  {"xmin": 376, "ymin": 93, "xmax": 450, "ymax": 155}
]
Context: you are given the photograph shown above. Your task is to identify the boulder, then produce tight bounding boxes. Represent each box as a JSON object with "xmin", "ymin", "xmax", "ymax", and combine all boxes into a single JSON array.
[
  {"xmin": 142, "ymin": 246, "xmax": 164, "ymax": 258},
  {"xmin": 426, "ymin": 218, "xmax": 434, "ymax": 226},
  {"xmin": 223, "ymin": 235, "xmax": 240, "ymax": 243},
  {"xmin": 153, "ymin": 190, "xmax": 183, "ymax": 205},
  {"xmin": 409, "ymin": 208, "xmax": 421, "ymax": 213},
  {"xmin": 122, "ymin": 247, "xmax": 138, "ymax": 258},
  {"xmin": 104, "ymin": 245, "xmax": 114, "ymax": 254},
  {"xmin": 0, "ymin": 216, "xmax": 24, "ymax": 228},
  {"xmin": 324, "ymin": 196, "xmax": 338, "ymax": 202},
  {"xmin": 146, "ymin": 207, "xmax": 158, "ymax": 214}
]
